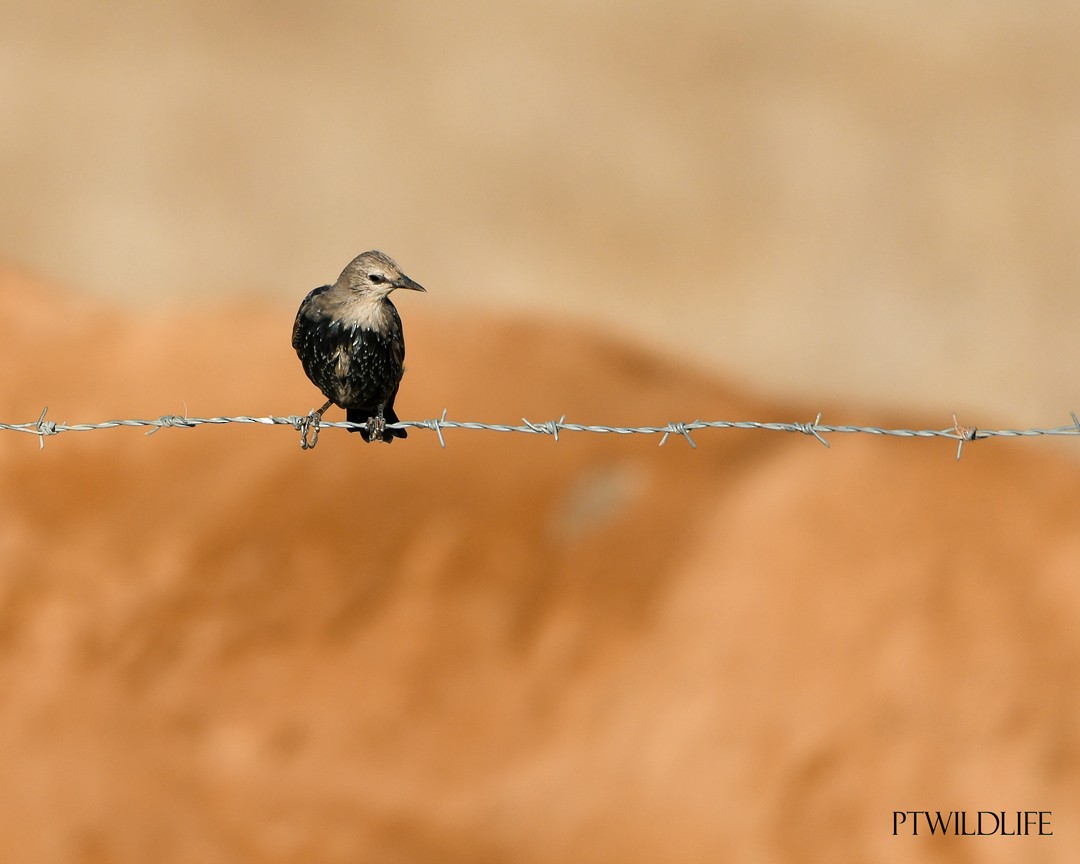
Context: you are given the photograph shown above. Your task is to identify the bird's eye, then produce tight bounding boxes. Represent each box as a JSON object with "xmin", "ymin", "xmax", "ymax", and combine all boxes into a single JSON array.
[{"xmin": 368, "ymin": 273, "xmax": 386, "ymax": 284}]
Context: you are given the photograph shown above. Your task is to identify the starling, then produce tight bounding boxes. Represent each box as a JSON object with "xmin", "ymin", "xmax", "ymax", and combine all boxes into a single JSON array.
[{"xmin": 292, "ymin": 250, "xmax": 426, "ymax": 443}]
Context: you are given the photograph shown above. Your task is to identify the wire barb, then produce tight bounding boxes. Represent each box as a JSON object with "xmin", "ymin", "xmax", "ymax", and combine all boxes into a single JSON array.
[
  {"xmin": 951, "ymin": 413, "xmax": 983, "ymax": 461},
  {"xmin": 146, "ymin": 413, "xmax": 195, "ymax": 436},
  {"xmin": 523, "ymin": 416, "xmax": 565, "ymax": 442},
  {"xmin": 793, "ymin": 412, "xmax": 830, "ymax": 448},
  {"xmin": 417, "ymin": 408, "xmax": 449, "ymax": 449},
  {"xmin": 659, "ymin": 421, "xmax": 696, "ymax": 448},
  {"xmin": 35, "ymin": 406, "xmax": 57, "ymax": 450}
]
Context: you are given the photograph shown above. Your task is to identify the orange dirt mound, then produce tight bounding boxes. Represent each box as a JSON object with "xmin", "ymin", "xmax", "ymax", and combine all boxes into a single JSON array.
[{"xmin": 0, "ymin": 267, "xmax": 1077, "ymax": 862}]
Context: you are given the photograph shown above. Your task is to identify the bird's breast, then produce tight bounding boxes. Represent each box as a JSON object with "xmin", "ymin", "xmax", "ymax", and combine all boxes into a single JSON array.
[{"xmin": 325, "ymin": 295, "xmax": 393, "ymax": 332}]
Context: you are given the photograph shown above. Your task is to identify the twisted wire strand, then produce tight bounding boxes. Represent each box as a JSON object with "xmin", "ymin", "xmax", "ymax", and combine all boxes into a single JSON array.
[{"xmin": 3, "ymin": 407, "xmax": 1080, "ymax": 458}]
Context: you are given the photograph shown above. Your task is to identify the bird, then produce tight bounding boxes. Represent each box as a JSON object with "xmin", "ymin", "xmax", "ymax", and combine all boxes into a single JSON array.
[{"xmin": 292, "ymin": 250, "xmax": 426, "ymax": 443}]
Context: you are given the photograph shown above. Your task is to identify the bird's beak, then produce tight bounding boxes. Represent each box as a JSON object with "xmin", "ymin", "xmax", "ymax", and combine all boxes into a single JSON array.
[{"xmin": 393, "ymin": 274, "xmax": 426, "ymax": 293}]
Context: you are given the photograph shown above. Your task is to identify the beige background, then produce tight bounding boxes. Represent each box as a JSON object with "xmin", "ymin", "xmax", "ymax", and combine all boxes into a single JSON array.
[
  {"xmin": 2, "ymin": 4, "xmax": 1079, "ymax": 862},
  {"xmin": 4, "ymin": 1, "xmax": 1079, "ymax": 421}
]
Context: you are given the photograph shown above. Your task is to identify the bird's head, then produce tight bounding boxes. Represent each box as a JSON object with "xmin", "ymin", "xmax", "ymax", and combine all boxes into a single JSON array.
[{"xmin": 336, "ymin": 250, "xmax": 426, "ymax": 299}]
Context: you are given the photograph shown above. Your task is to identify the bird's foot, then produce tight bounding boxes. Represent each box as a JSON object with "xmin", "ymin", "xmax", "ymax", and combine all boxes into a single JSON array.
[
  {"xmin": 297, "ymin": 409, "xmax": 321, "ymax": 450},
  {"xmin": 297, "ymin": 401, "xmax": 332, "ymax": 450},
  {"xmin": 366, "ymin": 414, "xmax": 388, "ymax": 443}
]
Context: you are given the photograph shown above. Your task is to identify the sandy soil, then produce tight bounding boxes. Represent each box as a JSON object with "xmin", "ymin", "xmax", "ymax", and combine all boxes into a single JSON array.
[{"xmin": 1, "ymin": 267, "xmax": 1077, "ymax": 862}]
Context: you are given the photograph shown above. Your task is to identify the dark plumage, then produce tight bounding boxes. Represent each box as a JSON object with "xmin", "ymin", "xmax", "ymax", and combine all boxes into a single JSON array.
[{"xmin": 292, "ymin": 250, "xmax": 426, "ymax": 443}]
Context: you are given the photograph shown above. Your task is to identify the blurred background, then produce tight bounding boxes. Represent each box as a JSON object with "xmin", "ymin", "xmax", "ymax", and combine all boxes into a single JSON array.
[
  {"xmin": 4, "ymin": 0, "xmax": 1080, "ymax": 420},
  {"xmin": 2, "ymin": 2, "xmax": 1080, "ymax": 863}
]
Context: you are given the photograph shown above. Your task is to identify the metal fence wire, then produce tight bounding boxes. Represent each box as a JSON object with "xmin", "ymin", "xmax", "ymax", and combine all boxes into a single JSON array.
[{"xmin": 3, "ymin": 407, "xmax": 1080, "ymax": 459}]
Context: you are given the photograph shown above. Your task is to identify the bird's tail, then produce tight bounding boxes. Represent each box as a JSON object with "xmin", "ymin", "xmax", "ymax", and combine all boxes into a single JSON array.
[{"xmin": 346, "ymin": 407, "xmax": 407, "ymax": 442}]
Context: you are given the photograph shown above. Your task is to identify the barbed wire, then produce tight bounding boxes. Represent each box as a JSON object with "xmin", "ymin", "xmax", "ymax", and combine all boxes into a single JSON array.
[{"xmin": 3, "ymin": 406, "xmax": 1080, "ymax": 459}]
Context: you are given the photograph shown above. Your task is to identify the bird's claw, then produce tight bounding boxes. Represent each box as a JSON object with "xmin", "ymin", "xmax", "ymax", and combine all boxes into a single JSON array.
[
  {"xmin": 298, "ymin": 409, "xmax": 322, "ymax": 450},
  {"xmin": 367, "ymin": 414, "xmax": 388, "ymax": 443}
]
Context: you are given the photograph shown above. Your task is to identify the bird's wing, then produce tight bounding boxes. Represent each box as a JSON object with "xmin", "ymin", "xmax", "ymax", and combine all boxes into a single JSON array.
[
  {"xmin": 388, "ymin": 303, "xmax": 406, "ymax": 367},
  {"xmin": 292, "ymin": 284, "xmax": 332, "ymax": 350}
]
